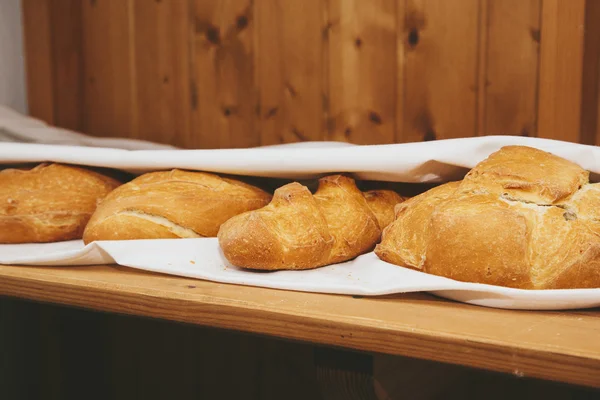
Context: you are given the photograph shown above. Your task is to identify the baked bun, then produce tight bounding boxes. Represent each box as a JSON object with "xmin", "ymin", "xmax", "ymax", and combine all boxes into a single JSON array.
[
  {"xmin": 0, "ymin": 163, "xmax": 121, "ymax": 243},
  {"xmin": 376, "ymin": 145, "xmax": 600, "ymax": 290},
  {"xmin": 82, "ymin": 169, "xmax": 272, "ymax": 243},
  {"xmin": 218, "ymin": 175, "xmax": 405, "ymax": 270}
]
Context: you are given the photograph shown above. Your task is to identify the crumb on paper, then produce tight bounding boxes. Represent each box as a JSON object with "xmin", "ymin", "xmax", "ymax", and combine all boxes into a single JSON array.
[{"xmin": 190, "ymin": 260, "xmax": 196, "ymax": 264}]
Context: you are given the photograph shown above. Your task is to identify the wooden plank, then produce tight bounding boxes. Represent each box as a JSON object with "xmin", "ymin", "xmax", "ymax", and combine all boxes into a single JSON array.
[
  {"xmin": 476, "ymin": 0, "xmax": 488, "ymax": 138},
  {"xmin": 537, "ymin": 0, "xmax": 586, "ymax": 143},
  {"xmin": 191, "ymin": 0, "xmax": 258, "ymax": 149},
  {"xmin": 482, "ymin": 0, "xmax": 540, "ymax": 137},
  {"xmin": 395, "ymin": 0, "xmax": 406, "ymax": 144},
  {"xmin": 327, "ymin": 0, "xmax": 397, "ymax": 144},
  {"xmin": 21, "ymin": 0, "xmax": 55, "ymax": 124},
  {"xmin": 256, "ymin": 0, "xmax": 326, "ymax": 145},
  {"xmin": 402, "ymin": 0, "xmax": 480, "ymax": 142},
  {"xmin": 82, "ymin": 0, "xmax": 137, "ymax": 139},
  {"xmin": 49, "ymin": 0, "xmax": 84, "ymax": 132},
  {"xmin": 132, "ymin": 0, "xmax": 192, "ymax": 148},
  {"xmin": 0, "ymin": 264, "xmax": 599, "ymax": 388},
  {"xmin": 581, "ymin": 0, "xmax": 600, "ymax": 146}
]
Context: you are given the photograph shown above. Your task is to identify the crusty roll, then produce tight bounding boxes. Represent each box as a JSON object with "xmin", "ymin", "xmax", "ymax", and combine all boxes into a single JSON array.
[
  {"xmin": 82, "ymin": 169, "xmax": 272, "ymax": 243},
  {"xmin": 218, "ymin": 175, "xmax": 405, "ymax": 270},
  {"xmin": 0, "ymin": 163, "xmax": 121, "ymax": 243},
  {"xmin": 375, "ymin": 145, "xmax": 600, "ymax": 290}
]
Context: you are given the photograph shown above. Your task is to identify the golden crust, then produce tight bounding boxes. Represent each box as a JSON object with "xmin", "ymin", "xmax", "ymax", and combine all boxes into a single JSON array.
[
  {"xmin": 375, "ymin": 181, "xmax": 460, "ymax": 270},
  {"xmin": 363, "ymin": 190, "xmax": 406, "ymax": 229},
  {"xmin": 218, "ymin": 175, "xmax": 405, "ymax": 270},
  {"xmin": 0, "ymin": 163, "xmax": 121, "ymax": 243},
  {"xmin": 82, "ymin": 169, "xmax": 272, "ymax": 243},
  {"xmin": 375, "ymin": 146, "xmax": 600, "ymax": 290}
]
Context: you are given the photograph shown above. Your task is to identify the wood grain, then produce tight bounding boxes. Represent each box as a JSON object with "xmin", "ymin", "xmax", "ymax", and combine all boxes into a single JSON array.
[
  {"xmin": 402, "ymin": 0, "xmax": 480, "ymax": 142},
  {"xmin": 21, "ymin": 0, "xmax": 55, "ymax": 125},
  {"xmin": 395, "ymin": 0, "xmax": 406, "ymax": 144},
  {"xmin": 132, "ymin": 0, "xmax": 192, "ymax": 148},
  {"xmin": 256, "ymin": 0, "xmax": 326, "ymax": 145},
  {"xmin": 22, "ymin": 0, "xmax": 600, "ymax": 148},
  {"xmin": 537, "ymin": 0, "xmax": 586, "ymax": 142},
  {"xmin": 580, "ymin": 0, "xmax": 600, "ymax": 146},
  {"xmin": 483, "ymin": 0, "xmax": 540, "ymax": 137},
  {"xmin": 0, "ymin": 264, "xmax": 598, "ymax": 388},
  {"xmin": 48, "ymin": 0, "xmax": 84, "ymax": 132},
  {"xmin": 82, "ymin": 0, "xmax": 137, "ymax": 139},
  {"xmin": 191, "ymin": 0, "xmax": 259, "ymax": 149},
  {"xmin": 328, "ymin": 0, "xmax": 397, "ymax": 144}
]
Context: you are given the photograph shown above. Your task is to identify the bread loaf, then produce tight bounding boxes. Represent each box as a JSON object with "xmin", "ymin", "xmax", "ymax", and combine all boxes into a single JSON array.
[
  {"xmin": 218, "ymin": 175, "xmax": 404, "ymax": 270},
  {"xmin": 376, "ymin": 145, "xmax": 600, "ymax": 290},
  {"xmin": 82, "ymin": 169, "xmax": 272, "ymax": 243},
  {"xmin": 0, "ymin": 163, "xmax": 121, "ymax": 243}
]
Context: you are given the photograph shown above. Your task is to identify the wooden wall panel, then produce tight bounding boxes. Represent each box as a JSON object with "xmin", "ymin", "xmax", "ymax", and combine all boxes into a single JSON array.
[
  {"xmin": 133, "ymin": 0, "xmax": 191, "ymax": 147},
  {"xmin": 191, "ymin": 0, "xmax": 259, "ymax": 149},
  {"xmin": 82, "ymin": 0, "xmax": 138, "ymax": 139},
  {"xmin": 256, "ymin": 0, "xmax": 326, "ymax": 145},
  {"xmin": 537, "ymin": 0, "xmax": 586, "ymax": 143},
  {"xmin": 483, "ymin": 0, "xmax": 540, "ymax": 137},
  {"xmin": 22, "ymin": 0, "xmax": 600, "ymax": 147},
  {"xmin": 22, "ymin": 0, "xmax": 55, "ymax": 125},
  {"xmin": 328, "ymin": 0, "xmax": 397, "ymax": 144},
  {"xmin": 401, "ymin": 0, "xmax": 481, "ymax": 142},
  {"xmin": 581, "ymin": 0, "xmax": 600, "ymax": 145},
  {"xmin": 49, "ymin": 0, "xmax": 84, "ymax": 132}
]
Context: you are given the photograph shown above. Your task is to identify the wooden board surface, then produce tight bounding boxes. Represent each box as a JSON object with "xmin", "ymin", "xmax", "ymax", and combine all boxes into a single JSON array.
[
  {"xmin": 191, "ymin": 0, "xmax": 259, "ymax": 149},
  {"xmin": 327, "ymin": 0, "xmax": 397, "ymax": 144},
  {"xmin": 256, "ymin": 0, "xmax": 326, "ymax": 145},
  {"xmin": 133, "ymin": 0, "xmax": 191, "ymax": 148},
  {"xmin": 483, "ymin": 0, "xmax": 540, "ymax": 137},
  {"xmin": 22, "ymin": 0, "xmax": 600, "ymax": 147},
  {"xmin": 402, "ymin": 0, "xmax": 480, "ymax": 142},
  {"xmin": 0, "ymin": 263, "xmax": 598, "ymax": 388},
  {"xmin": 22, "ymin": 0, "xmax": 55, "ymax": 126},
  {"xmin": 537, "ymin": 0, "xmax": 586, "ymax": 143},
  {"xmin": 82, "ymin": 0, "xmax": 138, "ymax": 139}
]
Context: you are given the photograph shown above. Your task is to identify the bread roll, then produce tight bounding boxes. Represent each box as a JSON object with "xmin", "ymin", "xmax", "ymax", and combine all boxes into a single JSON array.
[
  {"xmin": 0, "ymin": 163, "xmax": 121, "ymax": 243},
  {"xmin": 82, "ymin": 169, "xmax": 272, "ymax": 243},
  {"xmin": 218, "ymin": 175, "xmax": 405, "ymax": 270},
  {"xmin": 375, "ymin": 145, "xmax": 600, "ymax": 290}
]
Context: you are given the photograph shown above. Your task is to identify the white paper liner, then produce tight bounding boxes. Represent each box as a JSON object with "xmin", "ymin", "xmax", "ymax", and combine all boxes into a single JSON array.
[
  {"xmin": 2, "ymin": 123, "xmax": 600, "ymax": 309},
  {"xmin": 2, "ymin": 239, "xmax": 599, "ymax": 310},
  {"xmin": 2, "ymin": 135, "xmax": 600, "ymax": 183}
]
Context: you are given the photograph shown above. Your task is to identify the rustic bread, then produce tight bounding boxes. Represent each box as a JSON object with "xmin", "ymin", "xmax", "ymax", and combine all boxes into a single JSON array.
[
  {"xmin": 0, "ymin": 163, "xmax": 121, "ymax": 243},
  {"xmin": 375, "ymin": 145, "xmax": 600, "ymax": 290},
  {"xmin": 82, "ymin": 169, "xmax": 272, "ymax": 243},
  {"xmin": 218, "ymin": 175, "xmax": 405, "ymax": 270}
]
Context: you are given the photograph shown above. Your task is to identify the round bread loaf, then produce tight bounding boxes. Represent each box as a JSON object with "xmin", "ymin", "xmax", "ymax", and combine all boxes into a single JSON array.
[
  {"xmin": 0, "ymin": 163, "xmax": 121, "ymax": 243},
  {"xmin": 375, "ymin": 145, "xmax": 600, "ymax": 290},
  {"xmin": 82, "ymin": 169, "xmax": 272, "ymax": 243}
]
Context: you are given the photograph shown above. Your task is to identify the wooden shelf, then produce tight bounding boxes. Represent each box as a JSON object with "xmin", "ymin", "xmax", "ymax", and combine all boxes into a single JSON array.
[{"xmin": 0, "ymin": 263, "xmax": 598, "ymax": 388}]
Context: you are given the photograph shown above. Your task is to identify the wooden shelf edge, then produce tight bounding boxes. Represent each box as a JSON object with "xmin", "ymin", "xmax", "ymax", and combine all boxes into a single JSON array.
[{"xmin": 0, "ymin": 270, "xmax": 598, "ymax": 388}]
